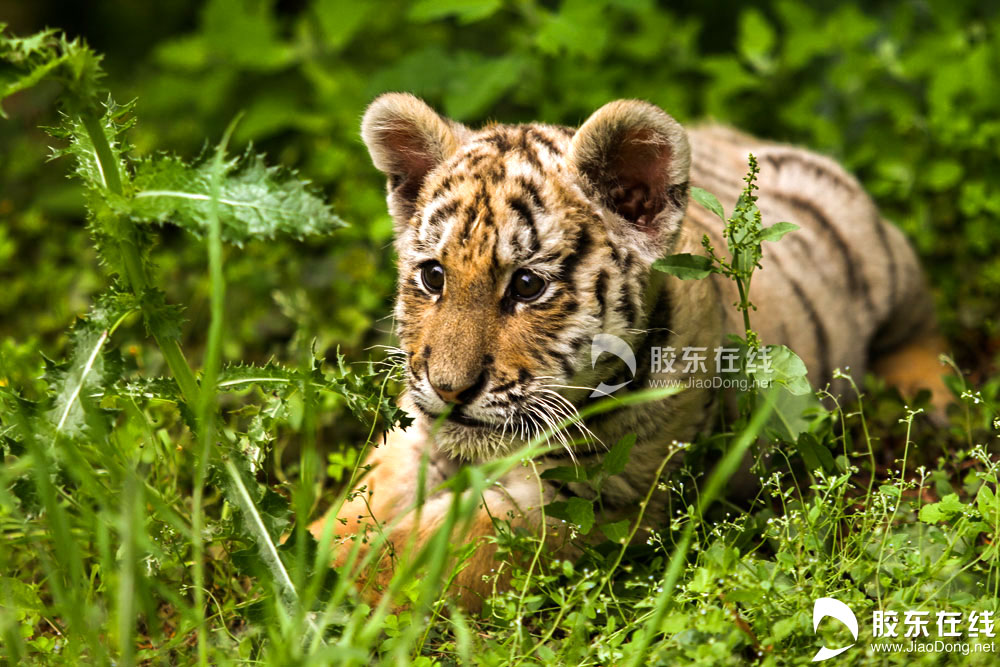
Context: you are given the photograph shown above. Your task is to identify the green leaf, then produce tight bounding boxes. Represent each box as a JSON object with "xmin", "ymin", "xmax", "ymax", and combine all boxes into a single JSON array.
[
  {"xmin": 46, "ymin": 98, "xmax": 135, "ymax": 193},
  {"xmin": 112, "ymin": 376, "xmax": 182, "ymax": 402},
  {"xmin": 603, "ymin": 433, "xmax": 636, "ymax": 477},
  {"xmin": 0, "ymin": 27, "xmax": 105, "ymax": 116},
  {"xmin": 313, "ymin": 0, "xmax": 373, "ymax": 50},
  {"xmin": 743, "ymin": 344, "xmax": 818, "ymax": 440},
  {"xmin": 738, "ymin": 8, "xmax": 776, "ymax": 72},
  {"xmin": 547, "ymin": 497, "xmax": 595, "ymax": 534},
  {"xmin": 129, "ymin": 150, "xmax": 346, "ymax": 245},
  {"xmin": 919, "ymin": 493, "xmax": 966, "ymax": 523},
  {"xmin": 565, "ymin": 497, "xmax": 595, "ymax": 534},
  {"xmin": 976, "ymin": 484, "xmax": 998, "ymax": 525},
  {"xmin": 758, "ymin": 221, "xmax": 799, "ymax": 243},
  {"xmin": 750, "ymin": 344, "xmax": 812, "ymax": 396},
  {"xmin": 600, "ymin": 519, "xmax": 630, "ymax": 544},
  {"xmin": 408, "ymin": 0, "xmax": 502, "ymax": 24},
  {"xmin": 199, "ymin": 0, "xmax": 293, "ymax": 71},
  {"xmin": 44, "ymin": 292, "xmax": 135, "ymax": 437},
  {"xmin": 690, "ymin": 186, "xmax": 725, "ymax": 220},
  {"xmin": 137, "ymin": 288, "xmax": 185, "ymax": 341},
  {"xmin": 217, "ymin": 361, "xmax": 308, "ymax": 394},
  {"xmin": 794, "ymin": 432, "xmax": 835, "ymax": 473},
  {"xmin": 541, "ymin": 465, "xmax": 590, "ymax": 484},
  {"xmin": 651, "ymin": 253, "xmax": 715, "ymax": 280},
  {"xmin": 880, "ymin": 484, "xmax": 901, "ymax": 498},
  {"xmin": 924, "ymin": 160, "xmax": 963, "ymax": 191},
  {"xmin": 535, "ymin": 0, "xmax": 609, "ymax": 58},
  {"xmin": 219, "ymin": 456, "xmax": 299, "ymax": 604},
  {"xmin": 443, "ymin": 54, "xmax": 526, "ymax": 121}
]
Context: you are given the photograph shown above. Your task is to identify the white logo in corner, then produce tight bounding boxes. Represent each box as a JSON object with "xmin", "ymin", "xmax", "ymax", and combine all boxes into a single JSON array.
[
  {"xmin": 812, "ymin": 597, "xmax": 858, "ymax": 661},
  {"xmin": 590, "ymin": 334, "xmax": 635, "ymax": 397}
]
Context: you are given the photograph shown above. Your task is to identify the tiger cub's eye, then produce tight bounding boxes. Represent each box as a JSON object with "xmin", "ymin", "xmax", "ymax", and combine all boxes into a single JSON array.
[
  {"xmin": 420, "ymin": 261, "xmax": 445, "ymax": 294},
  {"xmin": 510, "ymin": 268, "xmax": 546, "ymax": 302}
]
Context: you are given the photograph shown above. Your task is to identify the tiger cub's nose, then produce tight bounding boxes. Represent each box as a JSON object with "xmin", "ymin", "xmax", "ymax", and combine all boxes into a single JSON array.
[{"xmin": 429, "ymin": 371, "xmax": 487, "ymax": 404}]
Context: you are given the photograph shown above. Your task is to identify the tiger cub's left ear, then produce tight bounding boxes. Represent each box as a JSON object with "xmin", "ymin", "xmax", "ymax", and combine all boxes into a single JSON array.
[{"xmin": 569, "ymin": 100, "xmax": 691, "ymax": 256}]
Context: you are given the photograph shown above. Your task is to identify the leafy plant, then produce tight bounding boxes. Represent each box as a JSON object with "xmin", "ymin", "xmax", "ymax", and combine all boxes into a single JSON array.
[
  {"xmin": 0, "ymin": 26, "xmax": 403, "ymax": 664},
  {"xmin": 654, "ymin": 156, "xmax": 816, "ymax": 440}
]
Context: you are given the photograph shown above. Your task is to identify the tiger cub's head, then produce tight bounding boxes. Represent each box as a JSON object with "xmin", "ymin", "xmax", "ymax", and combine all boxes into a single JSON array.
[{"xmin": 362, "ymin": 93, "xmax": 691, "ymax": 460}]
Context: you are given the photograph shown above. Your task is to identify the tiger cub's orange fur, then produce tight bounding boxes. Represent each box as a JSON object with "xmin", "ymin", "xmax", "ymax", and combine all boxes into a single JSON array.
[{"xmin": 311, "ymin": 94, "xmax": 949, "ymax": 611}]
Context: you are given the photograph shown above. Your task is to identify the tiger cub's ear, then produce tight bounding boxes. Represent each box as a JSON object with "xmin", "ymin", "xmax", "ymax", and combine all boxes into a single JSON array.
[
  {"xmin": 569, "ymin": 100, "xmax": 691, "ymax": 257},
  {"xmin": 361, "ymin": 93, "xmax": 467, "ymax": 224}
]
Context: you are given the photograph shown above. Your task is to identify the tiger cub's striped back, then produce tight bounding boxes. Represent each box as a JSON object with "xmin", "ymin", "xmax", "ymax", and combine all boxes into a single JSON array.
[{"xmin": 685, "ymin": 125, "xmax": 937, "ymax": 394}]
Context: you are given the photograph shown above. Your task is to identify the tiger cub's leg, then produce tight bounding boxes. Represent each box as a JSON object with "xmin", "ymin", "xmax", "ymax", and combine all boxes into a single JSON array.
[
  {"xmin": 309, "ymin": 428, "xmax": 573, "ymax": 612},
  {"xmin": 872, "ymin": 334, "xmax": 952, "ymax": 416}
]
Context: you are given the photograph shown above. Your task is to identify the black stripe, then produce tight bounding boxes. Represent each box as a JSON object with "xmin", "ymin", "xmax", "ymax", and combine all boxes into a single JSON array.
[
  {"xmin": 518, "ymin": 177, "xmax": 544, "ymax": 210},
  {"xmin": 774, "ymin": 192, "xmax": 875, "ymax": 314},
  {"xmin": 481, "ymin": 161, "xmax": 506, "ymax": 184},
  {"xmin": 428, "ymin": 199, "xmax": 459, "ymax": 228},
  {"xmin": 555, "ymin": 227, "xmax": 592, "ymax": 283},
  {"xmin": 484, "ymin": 131, "xmax": 510, "ymax": 152},
  {"xmin": 491, "ymin": 378, "xmax": 517, "ymax": 393},
  {"xmin": 460, "ymin": 204, "xmax": 477, "ymax": 241},
  {"xmin": 509, "ymin": 197, "xmax": 540, "ymax": 253},
  {"xmin": 609, "ymin": 244, "xmax": 624, "ymax": 269},
  {"xmin": 595, "ymin": 270, "xmax": 609, "ymax": 321},
  {"xmin": 647, "ymin": 285, "xmax": 673, "ymax": 334},
  {"xmin": 532, "ymin": 293, "xmax": 578, "ymax": 315},
  {"xmin": 689, "ymin": 391, "xmax": 719, "ymax": 437},
  {"xmin": 558, "ymin": 354, "xmax": 575, "ymax": 378},
  {"xmin": 666, "ymin": 181, "xmax": 689, "ymax": 211},
  {"xmin": 463, "ymin": 151, "xmax": 488, "ymax": 169},
  {"xmin": 632, "ymin": 288, "xmax": 674, "ymax": 387},
  {"xmin": 763, "ymin": 152, "xmax": 857, "ymax": 193},
  {"xmin": 788, "ymin": 274, "xmax": 831, "ymax": 386},
  {"xmin": 515, "ymin": 130, "xmax": 543, "ymax": 171},
  {"xmin": 871, "ymin": 213, "xmax": 897, "ymax": 312},
  {"xmin": 528, "ymin": 128, "xmax": 561, "ymax": 156},
  {"xmin": 615, "ymin": 285, "xmax": 637, "ymax": 326},
  {"xmin": 400, "ymin": 285, "xmax": 427, "ymax": 300},
  {"xmin": 460, "ymin": 186, "xmax": 494, "ymax": 241},
  {"xmin": 433, "ymin": 173, "xmax": 455, "ymax": 195},
  {"xmin": 621, "ymin": 251, "xmax": 634, "ymax": 273}
]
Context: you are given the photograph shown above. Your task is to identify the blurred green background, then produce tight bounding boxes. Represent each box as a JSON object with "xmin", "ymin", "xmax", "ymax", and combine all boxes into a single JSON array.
[{"xmin": 2, "ymin": 0, "xmax": 998, "ymax": 395}]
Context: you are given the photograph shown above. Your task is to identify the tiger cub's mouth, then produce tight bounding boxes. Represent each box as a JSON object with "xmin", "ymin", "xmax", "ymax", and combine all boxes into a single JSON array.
[
  {"xmin": 416, "ymin": 403, "xmax": 495, "ymax": 429},
  {"xmin": 407, "ymin": 377, "xmax": 598, "ymax": 461}
]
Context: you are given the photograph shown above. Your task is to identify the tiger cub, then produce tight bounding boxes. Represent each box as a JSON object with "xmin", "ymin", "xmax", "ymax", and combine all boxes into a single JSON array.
[{"xmin": 311, "ymin": 93, "xmax": 949, "ymax": 611}]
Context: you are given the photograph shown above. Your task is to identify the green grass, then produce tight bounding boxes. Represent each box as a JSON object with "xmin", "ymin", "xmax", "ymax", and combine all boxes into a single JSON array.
[{"xmin": 1, "ymin": 8, "xmax": 999, "ymax": 666}]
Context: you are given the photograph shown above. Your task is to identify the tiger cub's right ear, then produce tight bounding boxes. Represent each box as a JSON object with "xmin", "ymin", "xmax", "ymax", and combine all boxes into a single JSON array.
[
  {"xmin": 361, "ymin": 93, "xmax": 466, "ymax": 224},
  {"xmin": 569, "ymin": 100, "xmax": 691, "ymax": 260}
]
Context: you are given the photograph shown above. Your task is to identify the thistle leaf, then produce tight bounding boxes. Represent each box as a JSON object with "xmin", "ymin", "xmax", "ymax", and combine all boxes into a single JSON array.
[
  {"xmin": 0, "ymin": 26, "xmax": 106, "ymax": 116},
  {"xmin": 46, "ymin": 98, "xmax": 135, "ymax": 193},
  {"xmin": 217, "ymin": 361, "xmax": 310, "ymax": 395},
  {"xmin": 39, "ymin": 289, "xmax": 135, "ymax": 437},
  {"xmin": 45, "ymin": 327, "xmax": 123, "ymax": 438},
  {"xmin": 129, "ymin": 150, "xmax": 346, "ymax": 245},
  {"xmin": 111, "ymin": 376, "xmax": 182, "ymax": 403}
]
